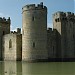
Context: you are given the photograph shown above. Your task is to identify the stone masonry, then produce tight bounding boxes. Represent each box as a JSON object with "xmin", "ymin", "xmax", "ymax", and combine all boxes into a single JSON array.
[
  {"xmin": 51, "ymin": 11, "xmax": 75, "ymax": 59},
  {"xmin": 3, "ymin": 28, "xmax": 22, "ymax": 61},
  {"xmin": 0, "ymin": 17, "xmax": 10, "ymax": 60},
  {"xmin": 0, "ymin": 2, "xmax": 75, "ymax": 61},
  {"xmin": 22, "ymin": 2, "xmax": 48, "ymax": 61}
]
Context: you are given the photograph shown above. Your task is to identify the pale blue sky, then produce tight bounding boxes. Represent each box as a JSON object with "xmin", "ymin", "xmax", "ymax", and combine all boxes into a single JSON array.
[{"xmin": 0, "ymin": 0, "xmax": 74, "ymax": 30}]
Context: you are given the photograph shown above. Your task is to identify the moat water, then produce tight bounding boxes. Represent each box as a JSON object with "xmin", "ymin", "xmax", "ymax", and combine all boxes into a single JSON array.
[{"xmin": 0, "ymin": 61, "xmax": 75, "ymax": 75}]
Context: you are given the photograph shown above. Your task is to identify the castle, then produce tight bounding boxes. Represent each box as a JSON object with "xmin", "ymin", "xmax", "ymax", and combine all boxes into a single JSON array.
[{"xmin": 0, "ymin": 2, "xmax": 75, "ymax": 61}]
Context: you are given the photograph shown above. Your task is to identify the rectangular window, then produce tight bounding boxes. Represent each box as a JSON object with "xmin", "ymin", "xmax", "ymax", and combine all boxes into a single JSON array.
[
  {"xmin": 32, "ymin": 16, "xmax": 34, "ymax": 21},
  {"xmin": 33, "ymin": 42, "xmax": 35, "ymax": 48},
  {"xmin": 57, "ymin": 18, "xmax": 59, "ymax": 22},
  {"xmin": 73, "ymin": 34, "xmax": 74, "ymax": 39},
  {"xmin": 9, "ymin": 39, "xmax": 12, "ymax": 48},
  {"xmin": 3, "ymin": 31, "xmax": 5, "ymax": 35},
  {"xmin": 55, "ymin": 19, "xmax": 57, "ymax": 22},
  {"xmin": 22, "ymin": 30, "xmax": 24, "ymax": 35}
]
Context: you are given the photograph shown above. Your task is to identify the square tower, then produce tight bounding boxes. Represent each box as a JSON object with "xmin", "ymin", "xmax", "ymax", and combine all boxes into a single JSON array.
[
  {"xmin": 3, "ymin": 31, "xmax": 22, "ymax": 61},
  {"xmin": 0, "ymin": 17, "xmax": 10, "ymax": 60},
  {"xmin": 53, "ymin": 11, "xmax": 75, "ymax": 59}
]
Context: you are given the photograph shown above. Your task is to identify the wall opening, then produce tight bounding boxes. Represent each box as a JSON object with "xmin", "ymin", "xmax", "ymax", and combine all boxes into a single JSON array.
[
  {"xmin": 55, "ymin": 19, "xmax": 57, "ymax": 22},
  {"xmin": 33, "ymin": 42, "xmax": 35, "ymax": 48},
  {"xmin": 52, "ymin": 46, "xmax": 54, "ymax": 55},
  {"xmin": 22, "ymin": 29, "xmax": 24, "ymax": 35},
  {"xmin": 32, "ymin": 16, "xmax": 35, "ymax": 21},
  {"xmin": 9, "ymin": 39, "xmax": 12, "ymax": 48},
  {"xmin": 55, "ymin": 18, "xmax": 60, "ymax": 22},
  {"xmin": 73, "ymin": 34, "xmax": 74, "ymax": 39},
  {"xmin": 57, "ymin": 18, "xmax": 59, "ymax": 22},
  {"xmin": 3, "ymin": 31, "xmax": 5, "ymax": 35}
]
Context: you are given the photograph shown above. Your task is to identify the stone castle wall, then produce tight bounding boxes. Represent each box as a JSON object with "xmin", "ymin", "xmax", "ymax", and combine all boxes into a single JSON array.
[
  {"xmin": 0, "ymin": 2, "xmax": 75, "ymax": 61},
  {"xmin": 22, "ymin": 2, "xmax": 48, "ymax": 61},
  {"xmin": 0, "ymin": 17, "xmax": 10, "ymax": 60},
  {"xmin": 3, "ymin": 32, "xmax": 22, "ymax": 61},
  {"xmin": 4, "ymin": 61, "xmax": 22, "ymax": 75},
  {"xmin": 52, "ymin": 11, "xmax": 75, "ymax": 58},
  {"xmin": 47, "ymin": 28, "xmax": 57, "ymax": 59}
]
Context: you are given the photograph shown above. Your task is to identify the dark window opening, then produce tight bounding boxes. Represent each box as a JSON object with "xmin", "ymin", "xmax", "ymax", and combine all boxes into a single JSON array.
[
  {"xmin": 32, "ymin": 16, "xmax": 35, "ymax": 21},
  {"xmin": 53, "ymin": 46, "xmax": 54, "ymax": 55},
  {"xmin": 57, "ymin": 18, "xmax": 59, "ymax": 22},
  {"xmin": 3, "ymin": 31, "xmax": 5, "ymax": 35},
  {"xmin": 55, "ymin": 19, "xmax": 57, "ymax": 22},
  {"xmin": 64, "ymin": 18, "xmax": 67, "ymax": 20},
  {"xmin": 33, "ymin": 42, "xmax": 35, "ymax": 48},
  {"xmin": 55, "ymin": 18, "xmax": 60, "ymax": 22},
  {"xmin": 70, "ymin": 18, "xmax": 73, "ymax": 21},
  {"xmin": 27, "ymin": 6, "xmax": 29, "ymax": 8},
  {"xmin": 9, "ymin": 39, "xmax": 12, "ymax": 48},
  {"xmin": 53, "ymin": 46, "xmax": 54, "ymax": 51},
  {"xmin": 73, "ymin": 34, "xmax": 74, "ymax": 38},
  {"xmin": 62, "ymin": 18, "xmax": 66, "ymax": 21}
]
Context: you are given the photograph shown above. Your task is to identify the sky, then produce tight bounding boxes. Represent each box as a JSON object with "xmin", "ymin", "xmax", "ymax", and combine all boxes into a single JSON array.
[{"xmin": 0, "ymin": 0, "xmax": 74, "ymax": 31}]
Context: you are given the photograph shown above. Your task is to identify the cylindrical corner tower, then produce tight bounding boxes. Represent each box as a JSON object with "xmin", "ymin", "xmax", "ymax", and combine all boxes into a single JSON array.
[{"xmin": 22, "ymin": 2, "xmax": 48, "ymax": 61}]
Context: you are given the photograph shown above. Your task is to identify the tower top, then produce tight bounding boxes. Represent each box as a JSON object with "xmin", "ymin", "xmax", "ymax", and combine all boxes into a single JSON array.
[
  {"xmin": 53, "ymin": 11, "xmax": 74, "ymax": 18},
  {"xmin": 22, "ymin": 2, "xmax": 47, "ymax": 12},
  {"xmin": 0, "ymin": 17, "xmax": 11, "ymax": 24},
  {"xmin": 66, "ymin": 12, "xmax": 74, "ymax": 17}
]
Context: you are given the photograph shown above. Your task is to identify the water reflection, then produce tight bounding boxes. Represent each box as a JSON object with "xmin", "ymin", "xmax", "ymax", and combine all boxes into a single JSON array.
[
  {"xmin": 0, "ymin": 61, "xmax": 75, "ymax": 75},
  {"xmin": 4, "ymin": 61, "xmax": 22, "ymax": 75},
  {"xmin": 22, "ymin": 62, "xmax": 75, "ymax": 75},
  {"xmin": 0, "ymin": 61, "xmax": 4, "ymax": 75}
]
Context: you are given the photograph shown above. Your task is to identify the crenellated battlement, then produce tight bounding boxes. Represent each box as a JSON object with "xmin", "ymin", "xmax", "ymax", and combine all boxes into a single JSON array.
[
  {"xmin": 10, "ymin": 28, "xmax": 21, "ymax": 34},
  {"xmin": 53, "ymin": 11, "xmax": 74, "ymax": 18},
  {"xmin": 53, "ymin": 11, "xmax": 75, "ymax": 22},
  {"xmin": 47, "ymin": 28, "xmax": 52, "ymax": 33},
  {"xmin": 66, "ymin": 12, "xmax": 74, "ymax": 17},
  {"xmin": 53, "ymin": 11, "xmax": 66, "ymax": 19},
  {"xmin": 0, "ymin": 17, "xmax": 11, "ymax": 24},
  {"xmin": 22, "ymin": 2, "xmax": 47, "ymax": 12}
]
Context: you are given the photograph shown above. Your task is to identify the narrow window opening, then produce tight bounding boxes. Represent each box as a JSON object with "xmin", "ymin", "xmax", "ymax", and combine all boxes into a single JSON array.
[
  {"xmin": 3, "ymin": 31, "xmax": 5, "ymax": 35},
  {"xmin": 22, "ymin": 30, "xmax": 24, "ymax": 35},
  {"xmin": 9, "ymin": 39, "xmax": 12, "ymax": 48},
  {"xmin": 53, "ymin": 46, "xmax": 54, "ymax": 51},
  {"xmin": 73, "ymin": 34, "xmax": 74, "ymax": 39},
  {"xmin": 57, "ymin": 18, "xmax": 59, "ymax": 22},
  {"xmin": 32, "ymin": 16, "xmax": 34, "ymax": 21},
  {"xmin": 53, "ymin": 46, "xmax": 54, "ymax": 55},
  {"xmin": 33, "ymin": 42, "xmax": 35, "ymax": 48},
  {"xmin": 55, "ymin": 19, "xmax": 57, "ymax": 22}
]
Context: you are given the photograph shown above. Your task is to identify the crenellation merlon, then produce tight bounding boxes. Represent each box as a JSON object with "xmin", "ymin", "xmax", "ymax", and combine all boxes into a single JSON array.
[
  {"xmin": 53, "ymin": 11, "xmax": 75, "ymax": 22},
  {"xmin": 47, "ymin": 28, "xmax": 52, "ymax": 33},
  {"xmin": 10, "ymin": 28, "xmax": 21, "ymax": 34},
  {"xmin": 22, "ymin": 2, "xmax": 47, "ymax": 12},
  {"xmin": 65, "ymin": 12, "xmax": 74, "ymax": 22},
  {"xmin": 53, "ymin": 11, "xmax": 66, "ymax": 19},
  {"xmin": 66, "ymin": 12, "xmax": 74, "ymax": 17},
  {"xmin": 53, "ymin": 11, "xmax": 66, "ymax": 16},
  {"xmin": 10, "ymin": 31, "xmax": 21, "ymax": 35},
  {"xmin": 0, "ymin": 17, "xmax": 11, "ymax": 24}
]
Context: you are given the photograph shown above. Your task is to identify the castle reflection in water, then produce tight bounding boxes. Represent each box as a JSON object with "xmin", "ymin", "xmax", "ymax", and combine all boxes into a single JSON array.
[
  {"xmin": 0, "ymin": 61, "xmax": 75, "ymax": 75},
  {"xmin": 3, "ymin": 61, "xmax": 22, "ymax": 75}
]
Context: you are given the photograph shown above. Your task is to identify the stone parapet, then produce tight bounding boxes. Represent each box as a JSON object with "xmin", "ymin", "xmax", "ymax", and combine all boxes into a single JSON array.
[
  {"xmin": 0, "ymin": 17, "xmax": 11, "ymax": 24},
  {"xmin": 22, "ymin": 2, "xmax": 47, "ymax": 12}
]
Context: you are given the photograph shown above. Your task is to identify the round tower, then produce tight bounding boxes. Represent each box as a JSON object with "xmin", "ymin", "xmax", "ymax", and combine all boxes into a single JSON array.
[{"xmin": 22, "ymin": 2, "xmax": 48, "ymax": 61}]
